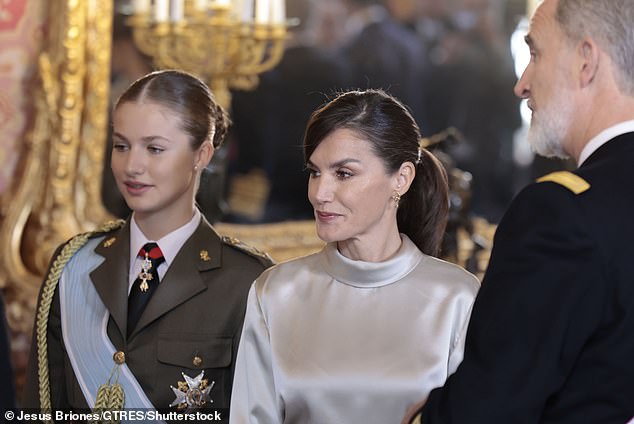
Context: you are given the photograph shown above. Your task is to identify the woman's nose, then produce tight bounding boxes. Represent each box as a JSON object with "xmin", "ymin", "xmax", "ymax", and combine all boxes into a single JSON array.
[
  {"xmin": 125, "ymin": 148, "xmax": 146, "ymax": 175},
  {"xmin": 309, "ymin": 176, "xmax": 334, "ymax": 204}
]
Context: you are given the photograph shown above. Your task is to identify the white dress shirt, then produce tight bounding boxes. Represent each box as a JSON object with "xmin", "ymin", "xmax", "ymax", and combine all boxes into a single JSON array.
[
  {"xmin": 128, "ymin": 208, "xmax": 201, "ymax": 291},
  {"xmin": 578, "ymin": 120, "xmax": 634, "ymax": 166}
]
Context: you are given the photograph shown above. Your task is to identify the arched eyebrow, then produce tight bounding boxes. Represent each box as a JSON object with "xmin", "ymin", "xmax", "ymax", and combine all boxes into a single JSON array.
[
  {"xmin": 306, "ymin": 158, "xmax": 361, "ymax": 170},
  {"xmin": 112, "ymin": 132, "xmax": 172, "ymax": 143}
]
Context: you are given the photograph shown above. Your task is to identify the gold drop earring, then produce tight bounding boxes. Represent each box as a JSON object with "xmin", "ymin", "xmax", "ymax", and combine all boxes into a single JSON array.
[{"xmin": 391, "ymin": 191, "xmax": 401, "ymax": 208}]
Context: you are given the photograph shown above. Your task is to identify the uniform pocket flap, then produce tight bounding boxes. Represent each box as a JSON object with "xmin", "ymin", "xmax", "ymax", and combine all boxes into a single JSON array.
[{"xmin": 157, "ymin": 336, "xmax": 232, "ymax": 368}]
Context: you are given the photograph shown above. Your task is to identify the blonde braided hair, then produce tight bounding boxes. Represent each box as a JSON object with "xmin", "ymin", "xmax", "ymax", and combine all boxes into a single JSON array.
[{"xmin": 36, "ymin": 220, "xmax": 125, "ymax": 423}]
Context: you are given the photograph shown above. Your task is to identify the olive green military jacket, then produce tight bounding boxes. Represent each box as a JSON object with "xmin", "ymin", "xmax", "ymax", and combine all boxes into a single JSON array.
[{"xmin": 23, "ymin": 217, "xmax": 273, "ymax": 415}]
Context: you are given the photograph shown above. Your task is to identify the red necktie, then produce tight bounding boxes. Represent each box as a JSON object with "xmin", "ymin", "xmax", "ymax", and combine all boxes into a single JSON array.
[{"xmin": 127, "ymin": 242, "xmax": 165, "ymax": 337}]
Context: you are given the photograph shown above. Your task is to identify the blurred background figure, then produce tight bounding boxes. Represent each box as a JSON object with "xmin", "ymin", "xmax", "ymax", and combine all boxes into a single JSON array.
[
  {"xmin": 224, "ymin": 0, "xmax": 539, "ymax": 226},
  {"xmin": 419, "ymin": 0, "xmax": 523, "ymax": 222},
  {"xmin": 227, "ymin": 0, "xmax": 353, "ymax": 223},
  {"xmin": 340, "ymin": 0, "xmax": 429, "ymax": 129},
  {"xmin": 413, "ymin": 0, "xmax": 453, "ymax": 52}
]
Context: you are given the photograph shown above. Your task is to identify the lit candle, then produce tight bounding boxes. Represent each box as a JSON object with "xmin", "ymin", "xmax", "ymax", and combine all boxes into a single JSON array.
[
  {"xmin": 195, "ymin": 0, "xmax": 207, "ymax": 11},
  {"xmin": 239, "ymin": 0, "xmax": 254, "ymax": 22},
  {"xmin": 153, "ymin": 0, "xmax": 169, "ymax": 22},
  {"xmin": 271, "ymin": 0, "xmax": 285, "ymax": 24},
  {"xmin": 133, "ymin": 0, "xmax": 150, "ymax": 13},
  {"xmin": 215, "ymin": 0, "xmax": 231, "ymax": 7},
  {"xmin": 255, "ymin": 0, "xmax": 269, "ymax": 24},
  {"xmin": 170, "ymin": 0, "xmax": 184, "ymax": 21}
]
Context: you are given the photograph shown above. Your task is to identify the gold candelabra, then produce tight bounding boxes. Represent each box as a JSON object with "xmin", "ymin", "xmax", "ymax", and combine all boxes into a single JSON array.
[{"xmin": 127, "ymin": 0, "xmax": 287, "ymax": 108}]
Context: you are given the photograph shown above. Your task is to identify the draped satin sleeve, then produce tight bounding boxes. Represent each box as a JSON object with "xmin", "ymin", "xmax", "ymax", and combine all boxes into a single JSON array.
[{"xmin": 230, "ymin": 283, "xmax": 283, "ymax": 423}]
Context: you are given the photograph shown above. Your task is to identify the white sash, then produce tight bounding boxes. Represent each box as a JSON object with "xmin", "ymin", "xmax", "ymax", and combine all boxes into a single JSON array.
[{"xmin": 59, "ymin": 237, "xmax": 163, "ymax": 422}]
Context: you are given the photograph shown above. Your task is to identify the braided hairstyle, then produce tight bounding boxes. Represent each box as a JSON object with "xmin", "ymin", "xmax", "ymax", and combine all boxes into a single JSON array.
[{"xmin": 304, "ymin": 89, "xmax": 449, "ymax": 256}]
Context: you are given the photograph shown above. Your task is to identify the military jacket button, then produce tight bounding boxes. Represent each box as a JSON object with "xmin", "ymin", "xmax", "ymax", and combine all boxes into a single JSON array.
[
  {"xmin": 113, "ymin": 351, "xmax": 126, "ymax": 364},
  {"xmin": 193, "ymin": 356, "xmax": 203, "ymax": 367}
]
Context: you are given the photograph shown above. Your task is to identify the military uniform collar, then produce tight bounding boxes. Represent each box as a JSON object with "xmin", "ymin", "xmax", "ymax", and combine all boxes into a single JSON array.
[
  {"xmin": 129, "ymin": 209, "xmax": 202, "ymax": 271},
  {"xmin": 578, "ymin": 120, "xmax": 634, "ymax": 166}
]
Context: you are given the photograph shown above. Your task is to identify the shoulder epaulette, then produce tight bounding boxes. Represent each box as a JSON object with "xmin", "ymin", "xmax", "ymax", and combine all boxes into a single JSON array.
[
  {"xmin": 536, "ymin": 171, "xmax": 590, "ymax": 194},
  {"xmin": 53, "ymin": 219, "xmax": 125, "ymax": 256},
  {"xmin": 95, "ymin": 219, "xmax": 126, "ymax": 234},
  {"xmin": 89, "ymin": 219, "xmax": 125, "ymax": 246},
  {"xmin": 222, "ymin": 236, "xmax": 275, "ymax": 267}
]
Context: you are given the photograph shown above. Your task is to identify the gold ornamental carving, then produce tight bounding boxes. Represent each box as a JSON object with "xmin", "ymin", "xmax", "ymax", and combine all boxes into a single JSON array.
[
  {"xmin": 128, "ymin": 0, "xmax": 287, "ymax": 109},
  {"xmin": 0, "ymin": 0, "xmax": 113, "ymax": 333}
]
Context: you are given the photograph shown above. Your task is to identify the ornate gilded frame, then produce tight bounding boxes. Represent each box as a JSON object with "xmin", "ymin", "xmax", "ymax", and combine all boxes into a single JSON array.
[{"xmin": 0, "ymin": 0, "xmax": 113, "ymax": 334}]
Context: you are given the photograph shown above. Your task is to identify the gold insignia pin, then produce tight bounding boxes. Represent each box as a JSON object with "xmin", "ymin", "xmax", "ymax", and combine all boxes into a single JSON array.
[
  {"xmin": 138, "ymin": 254, "xmax": 153, "ymax": 292},
  {"xmin": 193, "ymin": 355, "xmax": 203, "ymax": 367},
  {"xmin": 103, "ymin": 237, "xmax": 116, "ymax": 248},
  {"xmin": 199, "ymin": 250, "xmax": 210, "ymax": 261}
]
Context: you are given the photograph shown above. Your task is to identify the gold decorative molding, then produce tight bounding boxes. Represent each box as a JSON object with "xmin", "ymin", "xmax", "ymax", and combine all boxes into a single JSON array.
[
  {"xmin": 0, "ymin": 0, "xmax": 113, "ymax": 334},
  {"xmin": 216, "ymin": 218, "xmax": 495, "ymax": 280},
  {"xmin": 216, "ymin": 220, "xmax": 325, "ymax": 263}
]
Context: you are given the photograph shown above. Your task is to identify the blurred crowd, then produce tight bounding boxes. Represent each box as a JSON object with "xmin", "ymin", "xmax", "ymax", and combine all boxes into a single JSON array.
[
  {"xmin": 108, "ymin": 0, "xmax": 551, "ymax": 225},
  {"xmin": 226, "ymin": 0, "xmax": 528, "ymax": 224}
]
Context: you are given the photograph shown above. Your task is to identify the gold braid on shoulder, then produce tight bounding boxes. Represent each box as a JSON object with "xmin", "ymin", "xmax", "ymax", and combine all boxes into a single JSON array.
[{"xmin": 36, "ymin": 219, "xmax": 125, "ymax": 423}]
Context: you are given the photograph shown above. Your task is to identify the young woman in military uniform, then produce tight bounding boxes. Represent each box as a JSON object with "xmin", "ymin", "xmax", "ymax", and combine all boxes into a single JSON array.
[{"xmin": 24, "ymin": 70, "xmax": 273, "ymax": 417}]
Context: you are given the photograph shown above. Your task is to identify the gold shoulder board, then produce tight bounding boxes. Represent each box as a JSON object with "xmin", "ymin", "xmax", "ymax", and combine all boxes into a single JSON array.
[
  {"xmin": 222, "ymin": 236, "xmax": 275, "ymax": 266},
  {"xmin": 537, "ymin": 171, "xmax": 590, "ymax": 194}
]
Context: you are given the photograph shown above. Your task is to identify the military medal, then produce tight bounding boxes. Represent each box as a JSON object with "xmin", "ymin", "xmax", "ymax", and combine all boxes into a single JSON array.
[
  {"xmin": 138, "ymin": 253, "xmax": 154, "ymax": 292},
  {"xmin": 170, "ymin": 371, "xmax": 214, "ymax": 411}
]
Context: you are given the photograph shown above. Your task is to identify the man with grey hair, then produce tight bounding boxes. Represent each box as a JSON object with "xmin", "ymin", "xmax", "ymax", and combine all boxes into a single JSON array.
[{"xmin": 402, "ymin": 0, "xmax": 634, "ymax": 422}]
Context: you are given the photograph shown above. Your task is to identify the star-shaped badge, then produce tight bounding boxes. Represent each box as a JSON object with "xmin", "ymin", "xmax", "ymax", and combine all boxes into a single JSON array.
[{"xmin": 169, "ymin": 370, "xmax": 214, "ymax": 411}]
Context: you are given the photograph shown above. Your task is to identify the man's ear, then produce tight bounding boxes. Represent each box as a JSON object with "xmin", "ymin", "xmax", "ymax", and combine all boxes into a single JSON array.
[{"xmin": 578, "ymin": 38, "xmax": 600, "ymax": 88}]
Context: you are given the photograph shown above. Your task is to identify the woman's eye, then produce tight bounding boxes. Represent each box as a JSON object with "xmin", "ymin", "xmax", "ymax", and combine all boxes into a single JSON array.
[
  {"xmin": 335, "ymin": 170, "xmax": 352, "ymax": 179},
  {"xmin": 148, "ymin": 146, "xmax": 165, "ymax": 154},
  {"xmin": 306, "ymin": 168, "xmax": 320, "ymax": 178},
  {"xmin": 113, "ymin": 143, "xmax": 128, "ymax": 152}
]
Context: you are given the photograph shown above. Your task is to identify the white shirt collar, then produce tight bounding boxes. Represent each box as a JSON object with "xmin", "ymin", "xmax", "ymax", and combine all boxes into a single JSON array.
[
  {"xmin": 578, "ymin": 120, "xmax": 634, "ymax": 166},
  {"xmin": 129, "ymin": 208, "xmax": 201, "ymax": 269}
]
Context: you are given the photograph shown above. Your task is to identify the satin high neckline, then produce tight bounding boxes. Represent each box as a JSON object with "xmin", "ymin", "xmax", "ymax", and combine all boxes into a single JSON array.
[{"xmin": 321, "ymin": 234, "xmax": 423, "ymax": 288}]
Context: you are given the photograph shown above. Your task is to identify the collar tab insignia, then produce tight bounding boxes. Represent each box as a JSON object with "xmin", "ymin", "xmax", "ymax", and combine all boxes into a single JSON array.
[
  {"xmin": 199, "ymin": 250, "xmax": 210, "ymax": 261},
  {"xmin": 103, "ymin": 237, "xmax": 116, "ymax": 248}
]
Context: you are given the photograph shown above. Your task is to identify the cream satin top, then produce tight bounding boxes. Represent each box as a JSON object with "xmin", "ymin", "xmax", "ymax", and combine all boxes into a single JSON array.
[{"xmin": 230, "ymin": 235, "xmax": 479, "ymax": 424}]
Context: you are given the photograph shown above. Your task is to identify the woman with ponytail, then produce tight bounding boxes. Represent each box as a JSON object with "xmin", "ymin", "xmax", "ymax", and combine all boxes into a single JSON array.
[{"xmin": 230, "ymin": 89, "xmax": 479, "ymax": 423}]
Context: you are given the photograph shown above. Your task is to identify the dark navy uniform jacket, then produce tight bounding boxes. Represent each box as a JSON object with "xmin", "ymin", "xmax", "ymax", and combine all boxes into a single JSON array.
[{"xmin": 421, "ymin": 133, "xmax": 634, "ymax": 423}]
